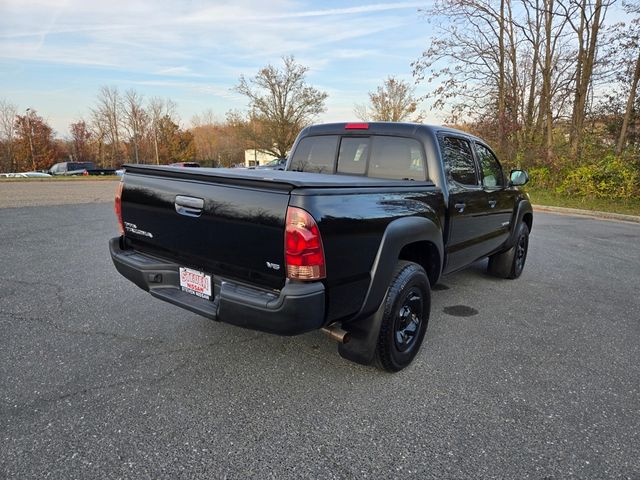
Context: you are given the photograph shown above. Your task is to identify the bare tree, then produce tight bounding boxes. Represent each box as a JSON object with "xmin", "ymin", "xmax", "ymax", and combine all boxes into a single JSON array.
[
  {"xmin": 413, "ymin": 0, "xmax": 585, "ymax": 162},
  {"xmin": 354, "ymin": 77, "xmax": 422, "ymax": 122},
  {"xmin": 191, "ymin": 109, "xmax": 217, "ymax": 128},
  {"xmin": 616, "ymin": 51, "xmax": 640, "ymax": 155},
  {"xmin": 562, "ymin": 0, "xmax": 614, "ymax": 157},
  {"xmin": 615, "ymin": 6, "xmax": 640, "ymax": 154},
  {"xmin": 148, "ymin": 97, "xmax": 176, "ymax": 164},
  {"xmin": 413, "ymin": 0, "xmax": 521, "ymax": 157},
  {"xmin": 541, "ymin": 0, "xmax": 557, "ymax": 162},
  {"xmin": 121, "ymin": 90, "xmax": 149, "ymax": 163},
  {"xmin": 235, "ymin": 56, "xmax": 328, "ymax": 158},
  {"xmin": 90, "ymin": 116, "xmax": 107, "ymax": 167},
  {"xmin": 0, "ymin": 98, "xmax": 17, "ymax": 172},
  {"xmin": 519, "ymin": 0, "xmax": 544, "ymax": 143},
  {"xmin": 92, "ymin": 86, "xmax": 122, "ymax": 167}
]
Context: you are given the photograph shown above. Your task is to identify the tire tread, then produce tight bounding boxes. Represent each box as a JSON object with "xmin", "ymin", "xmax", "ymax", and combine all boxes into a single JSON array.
[{"xmin": 374, "ymin": 261, "xmax": 429, "ymax": 372}]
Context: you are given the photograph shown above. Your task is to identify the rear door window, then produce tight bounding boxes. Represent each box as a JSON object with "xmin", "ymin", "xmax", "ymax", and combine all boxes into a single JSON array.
[
  {"xmin": 289, "ymin": 136, "xmax": 338, "ymax": 173},
  {"xmin": 367, "ymin": 136, "xmax": 426, "ymax": 181},
  {"xmin": 337, "ymin": 137, "xmax": 369, "ymax": 175},
  {"xmin": 439, "ymin": 136, "xmax": 478, "ymax": 186},
  {"xmin": 474, "ymin": 143, "xmax": 504, "ymax": 187}
]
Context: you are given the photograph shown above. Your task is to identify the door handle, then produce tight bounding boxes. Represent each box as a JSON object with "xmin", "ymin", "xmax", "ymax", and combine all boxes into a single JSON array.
[
  {"xmin": 175, "ymin": 195, "xmax": 204, "ymax": 217},
  {"xmin": 488, "ymin": 199, "xmax": 497, "ymax": 208},
  {"xmin": 454, "ymin": 202, "xmax": 466, "ymax": 213}
]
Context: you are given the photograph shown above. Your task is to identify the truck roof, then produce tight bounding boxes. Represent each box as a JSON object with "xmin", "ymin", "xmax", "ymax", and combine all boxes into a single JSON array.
[{"xmin": 300, "ymin": 122, "xmax": 482, "ymax": 142}]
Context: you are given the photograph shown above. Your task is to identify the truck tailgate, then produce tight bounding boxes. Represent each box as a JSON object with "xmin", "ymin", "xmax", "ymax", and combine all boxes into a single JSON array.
[{"xmin": 120, "ymin": 167, "xmax": 292, "ymax": 290}]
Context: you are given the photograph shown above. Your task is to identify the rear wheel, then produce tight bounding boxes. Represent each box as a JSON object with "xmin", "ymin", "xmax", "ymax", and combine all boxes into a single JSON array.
[
  {"xmin": 488, "ymin": 222, "xmax": 529, "ymax": 279},
  {"xmin": 374, "ymin": 261, "xmax": 430, "ymax": 372}
]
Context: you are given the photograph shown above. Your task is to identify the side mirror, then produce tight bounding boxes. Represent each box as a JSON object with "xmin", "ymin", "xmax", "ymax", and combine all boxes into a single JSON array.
[{"xmin": 510, "ymin": 169, "xmax": 529, "ymax": 186}]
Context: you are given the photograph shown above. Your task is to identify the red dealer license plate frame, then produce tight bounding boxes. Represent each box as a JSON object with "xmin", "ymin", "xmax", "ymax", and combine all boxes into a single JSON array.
[{"xmin": 179, "ymin": 267, "xmax": 212, "ymax": 300}]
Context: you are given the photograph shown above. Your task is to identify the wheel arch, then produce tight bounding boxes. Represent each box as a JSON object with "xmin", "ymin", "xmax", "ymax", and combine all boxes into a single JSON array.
[
  {"xmin": 506, "ymin": 199, "xmax": 533, "ymax": 248},
  {"xmin": 399, "ymin": 240, "xmax": 441, "ymax": 288},
  {"xmin": 338, "ymin": 216, "xmax": 443, "ymax": 366},
  {"xmin": 359, "ymin": 216, "xmax": 442, "ymax": 319},
  {"xmin": 522, "ymin": 211, "xmax": 533, "ymax": 232}
]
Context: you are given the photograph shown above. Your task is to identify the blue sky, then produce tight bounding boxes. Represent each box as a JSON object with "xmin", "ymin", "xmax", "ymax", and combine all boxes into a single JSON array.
[{"xmin": 0, "ymin": 0, "xmax": 436, "ymax": 137}]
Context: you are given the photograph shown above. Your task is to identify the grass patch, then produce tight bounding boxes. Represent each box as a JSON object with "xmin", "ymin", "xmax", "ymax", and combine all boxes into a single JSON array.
[{"xmin": 528, "ymin": 188, "xmax": 640, "ymax": 216}]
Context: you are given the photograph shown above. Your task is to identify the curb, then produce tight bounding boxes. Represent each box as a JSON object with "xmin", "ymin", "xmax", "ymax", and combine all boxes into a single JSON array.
[{"xmin": 533, "ymin": 204, "xmax": 640, "ymax": 224}]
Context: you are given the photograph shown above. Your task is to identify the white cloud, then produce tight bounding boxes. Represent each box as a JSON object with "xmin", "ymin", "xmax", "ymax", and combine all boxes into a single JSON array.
[
  {"xmin": 0, "ymin": 0, "xmax": 420, "ymax": 72},
  {"xmin": 130, "ymin": 79, "xmax": 240, "ymax": 100},
  {"xmin": 0, "ymin": 0, "xmax": 434, "ymax": 131}
]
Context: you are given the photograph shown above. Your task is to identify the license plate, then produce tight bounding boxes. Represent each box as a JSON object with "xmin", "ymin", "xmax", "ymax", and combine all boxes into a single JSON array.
[{"xmin": 179, "ymin": 267, "xmax": 212, "ymax": 300}]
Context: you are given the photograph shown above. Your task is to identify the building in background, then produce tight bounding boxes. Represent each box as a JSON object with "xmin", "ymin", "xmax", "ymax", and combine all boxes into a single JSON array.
[{"xmin": 244, "ymin": 149, "xmax": 275, "ymax": 168}]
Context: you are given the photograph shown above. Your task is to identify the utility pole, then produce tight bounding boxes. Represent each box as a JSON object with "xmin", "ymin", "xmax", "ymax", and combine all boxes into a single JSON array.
[
  {"xmin": 252, "ymin": 107, "xmax": 257, "ymax": 167},
  {"xmin": 25, "ymin": 108, "xmax": 36, "ymax": 171}
]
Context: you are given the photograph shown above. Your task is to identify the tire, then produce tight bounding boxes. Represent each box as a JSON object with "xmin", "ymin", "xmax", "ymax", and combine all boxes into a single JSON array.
[
  {"xmin": 374, "ymin": 261, "xmax": 431, "ymax": 372},
  {"xmin": 488, "ymin": 222, "xmax": 529, "ymax": 279}
]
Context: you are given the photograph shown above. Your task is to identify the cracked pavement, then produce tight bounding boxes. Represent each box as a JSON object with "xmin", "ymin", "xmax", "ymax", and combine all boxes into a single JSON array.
[{"xmin": 1, "ymin": 201, "xmax": 639, "ymax": 479}]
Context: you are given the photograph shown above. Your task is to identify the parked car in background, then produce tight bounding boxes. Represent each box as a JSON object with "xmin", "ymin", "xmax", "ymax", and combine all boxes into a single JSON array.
[
  {"xmin": 169, "ymin": 162, "xmax": 201, "ymax": 168},
  {"xmin": 255, "ymin": 158, "xmax": 287, "ymax": 170},
  {"xmin": 49, "ymin": 162, "xmax": 116, "ymax": 176},
  {"xmin": 0, "ymin": 172, "xmax": 52, "ymax": 178}
]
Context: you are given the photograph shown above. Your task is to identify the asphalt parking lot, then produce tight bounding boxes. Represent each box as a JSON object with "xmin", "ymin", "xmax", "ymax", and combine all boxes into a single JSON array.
[{"xmin": 1, "ymin": 192, "xmax": 639, "ymax": 479}]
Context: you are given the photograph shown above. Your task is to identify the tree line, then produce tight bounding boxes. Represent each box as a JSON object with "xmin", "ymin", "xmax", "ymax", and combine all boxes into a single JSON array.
[
  {"xmin": 0, "ymin": 89, "xmax": 197, "ymax": 172},
  {"xmin": 0, "ymin": 1, "xmax": 639, "ymax": 200},
  {"xmin": 412, "ymin": 0, "xmax": 639, "ymax": 198},
  {"xmin": 0, "ymin": 58, "xmax": 329, "ymax": 172}
]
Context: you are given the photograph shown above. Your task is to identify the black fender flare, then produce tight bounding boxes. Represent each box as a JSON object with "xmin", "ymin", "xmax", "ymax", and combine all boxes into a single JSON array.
[
  {"xmin": 505, "ymin": 199, "xmax": 533, "ymax": 248},
  {"xmin": 338, "ymin": 216, "xmax": 443, "ymax": 366}
]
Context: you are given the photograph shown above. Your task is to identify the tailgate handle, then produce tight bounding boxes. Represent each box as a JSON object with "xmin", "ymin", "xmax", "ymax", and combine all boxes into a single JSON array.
[{"xmin": 175, "ymin": 195, "xmax": 204, "ymax": 217}]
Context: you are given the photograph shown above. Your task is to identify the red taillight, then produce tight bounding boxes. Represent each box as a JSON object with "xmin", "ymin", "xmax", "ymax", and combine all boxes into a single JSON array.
[
  {"xmin": 115, "ymin": 181, "xmax": 124, "ymax": 235},
  {"xmin": 345, "ymin": 123, "xmax": 369, "ymax": 130},
  {"xmin": 285, "ymin": 206, "xmax": 326, "ymax": 280}
]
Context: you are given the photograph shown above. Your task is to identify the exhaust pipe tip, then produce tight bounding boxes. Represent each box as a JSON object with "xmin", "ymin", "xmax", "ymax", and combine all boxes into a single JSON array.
[{"xmin": 321, "ymin": 325, "xmax": 351, "ymax": 344}]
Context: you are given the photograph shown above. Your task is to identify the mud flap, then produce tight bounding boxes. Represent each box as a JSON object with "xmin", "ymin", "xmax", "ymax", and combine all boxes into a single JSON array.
[
  {"xmin": 488, "ymin": 243, "xmax": 516, "ymax": 278},
  {"xmin": 337, "ymin": 300, "xmax": 386, "ymax": 366}
]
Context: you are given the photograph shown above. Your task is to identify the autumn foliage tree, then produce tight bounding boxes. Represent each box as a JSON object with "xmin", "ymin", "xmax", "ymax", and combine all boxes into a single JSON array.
[
  {"xmin": 14, "ymin": 110, "xmax": 58, "ymax": 171},
  {"xmin": 191, "ymin": 111, "xmax": 247, "ymax": 167},
  {"xmin": 157, "ymin": 116, "xmax": 195, "ymax": 164},
  {"xmin": 69, "ymin": 120, "xmax": 93, "ymax": 162}
]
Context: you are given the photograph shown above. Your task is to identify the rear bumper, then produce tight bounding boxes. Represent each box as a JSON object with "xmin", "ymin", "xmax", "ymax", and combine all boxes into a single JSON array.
[{"xmin": 109, "ymin": 237, "xmax": 325, "ymax": 335}]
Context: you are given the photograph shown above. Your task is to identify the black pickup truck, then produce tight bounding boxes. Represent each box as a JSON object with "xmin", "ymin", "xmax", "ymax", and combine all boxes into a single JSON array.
[{"xmin": 110, "ymin": 123, "xmax": 532, "ymax": 371}]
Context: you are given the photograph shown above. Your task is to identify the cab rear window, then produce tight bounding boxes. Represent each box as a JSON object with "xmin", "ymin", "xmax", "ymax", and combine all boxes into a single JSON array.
[
  {"xmin": 289, "ymin": 136, "xmax": 338, "ymax": 173},
  {"xmin": 368, "ymin": 136, "xmax": 426, "ymax": 181},
  {"xmin": 290, "ymin": 134, "xmax": 427, "ymax": 181}
]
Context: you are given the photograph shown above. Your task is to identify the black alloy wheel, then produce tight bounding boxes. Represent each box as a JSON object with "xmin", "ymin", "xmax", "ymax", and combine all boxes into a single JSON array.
[
  {"xmin": 393, "ymin": 288, "xmax": 424, "ymax": 353},
  {"xmin": 375, "ymin": 261, "xmax": 431, "ymax": 372},
  {"xmin": 514, "ymin": 229, "xmax": 529, "ymax": 275},
  {"xmin": 488, "ymin": 221, "xmax": 530, "ymax": 279}
]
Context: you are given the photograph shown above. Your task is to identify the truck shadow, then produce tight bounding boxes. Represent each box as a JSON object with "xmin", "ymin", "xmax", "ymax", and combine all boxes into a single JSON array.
[{"xmin": 170, "ymin": 258, "xmax": 501, "ymax": 376}]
